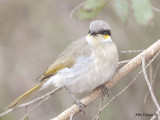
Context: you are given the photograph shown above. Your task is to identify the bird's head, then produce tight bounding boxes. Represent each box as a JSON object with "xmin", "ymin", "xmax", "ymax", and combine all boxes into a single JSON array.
[{"xmin": 88, "ymin": 20, "xmax": 111, "ymax": 40}]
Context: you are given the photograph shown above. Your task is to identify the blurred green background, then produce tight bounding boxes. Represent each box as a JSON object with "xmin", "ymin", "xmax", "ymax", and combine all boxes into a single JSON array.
[{"xmin": 0, "ymin": 0, "xmax": 160, "ymax": 120}]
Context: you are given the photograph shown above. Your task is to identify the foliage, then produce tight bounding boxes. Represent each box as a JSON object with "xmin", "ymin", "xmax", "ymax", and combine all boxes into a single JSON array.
[
  {"xmin": 76, "ymin": 0, "xmax": 154, "ymax": 25},
  {"xmin": 114, "ymin": 0, "xmax": 128, "ymax": 23},
  {"xmin": 77, "ymin": 0, "xmax": 106, "ymax": 20},
  {"xmin": 131, "ymin": 0, "xmax": 153, "ymax": 25}
]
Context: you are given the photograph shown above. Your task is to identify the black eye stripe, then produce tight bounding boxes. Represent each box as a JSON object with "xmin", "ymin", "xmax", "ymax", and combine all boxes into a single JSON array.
[
  {"xmin": 99, "ymin": 30, "xmax": 111, "ymax": 35},
  {"xmin": 88, "ymin": 30, "xmax": 111, "ymax": 36}
]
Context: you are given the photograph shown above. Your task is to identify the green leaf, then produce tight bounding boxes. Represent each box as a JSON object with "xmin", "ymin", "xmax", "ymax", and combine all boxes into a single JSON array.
[
  {"xmin": 114, "ymin": 0, "xmax": 128, "ymax": 23},
  {"xmin": 77, "ymin": 0, "xmax": 106, "ymax": 20},
  {"xmin": 131, "ymin": 0, "xmax": 154, "ymax": 25}
]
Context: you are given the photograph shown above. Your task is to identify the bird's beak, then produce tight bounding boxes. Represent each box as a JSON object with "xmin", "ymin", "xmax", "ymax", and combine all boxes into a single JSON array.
[{"xmin": 90, "ymin": 32, "xmax": 97, "ymax": 35}]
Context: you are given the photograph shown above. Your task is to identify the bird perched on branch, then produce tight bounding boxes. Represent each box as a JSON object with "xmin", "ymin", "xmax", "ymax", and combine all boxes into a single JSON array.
[{"xmin": 6, "ymin": 20, "xmax": 119, "ymax": 111}]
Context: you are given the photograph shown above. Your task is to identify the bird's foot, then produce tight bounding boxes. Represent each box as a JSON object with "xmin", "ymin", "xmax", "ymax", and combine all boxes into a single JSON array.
[
  {"xmin": 64, "ymin": 86, "xmax": 85, "ymax": 114},
  {"xmin": 98, "ymin": 85, "xmax": 109, "ymax": 97}
]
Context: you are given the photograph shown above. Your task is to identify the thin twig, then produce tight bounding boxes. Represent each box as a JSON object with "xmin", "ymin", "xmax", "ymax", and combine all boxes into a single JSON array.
[
  {"xmin": 19, "ymin": 87, "xmax": 61, "ymax": 107},
  {"xmin": 0, "ymin": 109, "xmax": 13, "ymax": 118},
  {"xmin": 144, "ymin": 63, "xmax": 160, "ymax": 104},
  {"xmin": 152, "ymin": 5, "xmax": 160, "ymax": 13},
  {"xmin": 121, "ymin": 49, "xmax": 144, "ymax": 53},
  {"xmin": 92, "ymin": 97, "xmax": 104, "ymax": 120},
  {"xmin": 118, "ymin": 59, "xmax": 130, "ymax": 67},
  {"xmin": 149, "ymin": 63, "xmax": 153, "ymax": 88},
  {"xmin": 141, "ymin": 55, "xmax": 160, "ymax": 116},
  {"xmin": 69, "ymin": 1, "xmax": 87, "ymax": 18},
  {"xmin": 20, "ymin": 96, "xmax": 49, "ymax": 120},
  {"xmin": 0, "ymin": 87, "xmax": 61, "ymax": 117},
  {"xmin": 150, "ymin": 111, "xmax": 159, "ymax": 120}
]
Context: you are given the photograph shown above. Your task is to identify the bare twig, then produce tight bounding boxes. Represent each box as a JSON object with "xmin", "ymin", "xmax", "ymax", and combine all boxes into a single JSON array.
[
  {"xmin": 69, "ymin": 1, "xmax": 87, "ymax": 18},
  {"xmin": 149, "ymin": 63, "xmax": 153, "ymax": 85},
  {"xmin": 118, "ymin": 59, "xmax": 130, "ymax": 66},
  {"xmin": 121, "ymin": 49, "xmax": 144, "ymax": 53},
  {"xmin": 19, "ymin": 87, "xmax": 61, "ymax": 107},
  {"xmin": 150, "ymin": 111, "xmax": 159, "ymax": 120},
  {"xmin": 91, "ymin": 98, "xmax": 104, "ymax": 120},
  {"xmin": 144, "ymin": 63, "xmax": 160, "ymax": 103},
  {"xmin": 0, "ymin": 109, "xmax": 13, "ymax": 118},
  {"xmin": 20, "ymin": 96, "xmax": 49, "ymax": 120},
  {"xmin": 52, "ymin": 39, "xmax": 160, "ymax": 120},
  {"xmin": 69, "ymin": 0, "xmax": 112, "ymax": 19},
  {"xmin": 152, "ymin": 5, "xmax": 160, "ymax": 13},
  {"xmin": 0, "ymin": 87, "xmax": 61, "ymax": 117},
  {"xmin": 141, "ymin": 55, "xmax": 160, "ymax": 116}
]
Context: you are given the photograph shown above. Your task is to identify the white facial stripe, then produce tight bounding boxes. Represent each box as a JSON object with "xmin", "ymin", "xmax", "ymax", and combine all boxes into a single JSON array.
[{"xmin": 86, "ymin": 35, "xmax": 92, "ymax": 44}]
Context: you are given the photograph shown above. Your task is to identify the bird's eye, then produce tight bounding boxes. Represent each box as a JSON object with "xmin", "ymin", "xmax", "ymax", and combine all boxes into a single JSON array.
[
  {"xmin": 102, "ymin": 31, "xmax": 108, "ymax": 35},
  {"xmin": 88, "ymin": 30, "xmax": 91, "ymax": 34},
  {"xmin": 100, "ymin": 30, "xmax": 111, "ymax": 36}
]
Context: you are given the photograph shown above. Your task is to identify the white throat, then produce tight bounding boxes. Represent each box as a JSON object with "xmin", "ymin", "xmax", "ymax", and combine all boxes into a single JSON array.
[{"xmin": 86, "ymin": 35, "xmax": 112, "ymax": 45}]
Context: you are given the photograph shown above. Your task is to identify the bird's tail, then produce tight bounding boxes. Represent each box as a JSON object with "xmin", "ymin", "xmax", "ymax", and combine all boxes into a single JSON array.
[{"xmin": 5, "ymin": 83, "xmax": 43, "ymax": 110}]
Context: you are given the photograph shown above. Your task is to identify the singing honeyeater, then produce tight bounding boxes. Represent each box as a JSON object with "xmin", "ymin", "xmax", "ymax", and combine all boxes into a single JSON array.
[{"xmin": 6, "ymin": 20, "xmax": 119, "ymax": 110}]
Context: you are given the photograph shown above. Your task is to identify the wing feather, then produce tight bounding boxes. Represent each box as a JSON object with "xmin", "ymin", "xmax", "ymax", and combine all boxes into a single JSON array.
[{"xmin": 39, "ymin": 37, "xmax": 91, "ymax": 81}]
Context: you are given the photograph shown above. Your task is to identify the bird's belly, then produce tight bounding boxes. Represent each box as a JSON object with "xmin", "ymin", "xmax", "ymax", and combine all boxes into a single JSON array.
[
  {"xmin": 42, "ymin": 56, "xmax": 117, "ymax": 93},
  {"xmin": 67, "ymin": 65, "xmax": 116, "ymax": 93}
]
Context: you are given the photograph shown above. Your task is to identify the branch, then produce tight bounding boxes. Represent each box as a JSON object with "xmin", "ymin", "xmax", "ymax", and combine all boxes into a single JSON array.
[
  {"xmin": 144, "ymin": 62, "xmax": 160, "ymax": 104},
  {"xmin": 141, "ymin": 55, "xmax": 160, "ymax": 116},
  {"xmin": 118, "ymin": 59, "xmax": 130, "ymax": 66},
  {"xmin": 150, "ymin": 111, "xmax": 159, "ymax": 120},
  {"xmin": 52, "ymin": 39, "xmax": 160, "ymax": 120}
]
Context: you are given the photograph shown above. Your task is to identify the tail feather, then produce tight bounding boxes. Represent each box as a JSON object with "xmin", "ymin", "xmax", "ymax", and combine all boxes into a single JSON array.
[{"xmin": 6, "ymin": 83, "xmax": 43, "ymax": 110}]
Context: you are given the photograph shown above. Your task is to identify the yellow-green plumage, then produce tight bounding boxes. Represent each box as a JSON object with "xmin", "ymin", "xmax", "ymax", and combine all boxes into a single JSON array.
[
  {"xmin": 40, "ymin": 59, "xmax": 74, "ymax": 81},
  {"xmin": 6, "ymin": 83, "xmax": 43, "ymax": 110}
]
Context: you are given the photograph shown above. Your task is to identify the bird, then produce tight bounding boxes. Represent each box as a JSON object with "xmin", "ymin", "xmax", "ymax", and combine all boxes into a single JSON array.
[{"xmin": 6, "ymin": 20, "xmax": 119, "ymax": 110}]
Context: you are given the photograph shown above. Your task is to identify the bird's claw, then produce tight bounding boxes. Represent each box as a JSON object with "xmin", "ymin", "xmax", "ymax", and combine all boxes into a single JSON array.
[{"xmin": 99, "ymin": 85, "xmax": 109, "ymax": 97}]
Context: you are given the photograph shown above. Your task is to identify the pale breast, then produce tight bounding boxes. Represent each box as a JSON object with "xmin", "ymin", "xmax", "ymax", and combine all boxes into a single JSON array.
[{"xmin": 42, "ymin": 36, "xmax": 118, "ymax": 93}]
